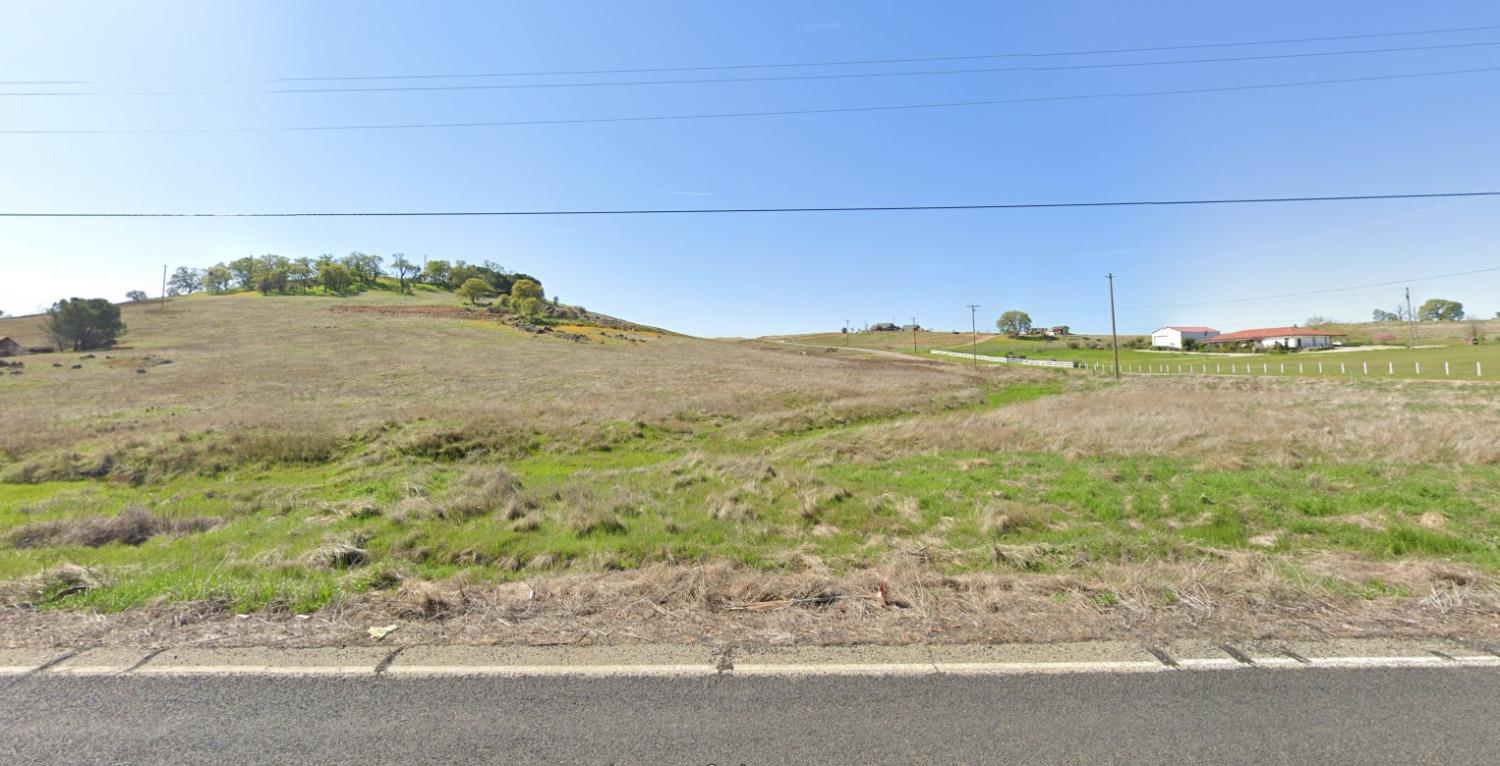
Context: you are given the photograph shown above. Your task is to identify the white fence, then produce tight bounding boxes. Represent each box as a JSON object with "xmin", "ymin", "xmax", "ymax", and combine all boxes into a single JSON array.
[
  {"xmin": 1078, "ymin": 359, "xmax": 1486, "ymax": 379},
  {"xmin": 930, "ymin": 349, "xmax": 1079, "ymax": 369}
]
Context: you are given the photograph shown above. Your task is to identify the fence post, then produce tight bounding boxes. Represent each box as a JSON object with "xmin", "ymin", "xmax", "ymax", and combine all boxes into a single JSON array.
[
  {"xmin": 1388, "ymin": 362, "xmax": 1394, "ymax": 375},
  {"xmin": 1415, "ymin": 362, "xmax": 1421, "ymax": 375},
  {"xmin": 1341, "ymin": 363, "xmax": 1346, "ymax": 374},
  {"xmin": 1263, "ymin": 363, "xmax": 1268, "ymax": 374},
  {"xmin": 1231, "ymin": 364, "xmax": 1236, "ymax": 373},
  {"xmin": 1479, "ymin": 361, "xmax": 1483, "ymax": 377},
  {"xmin": 1318, "ymin": 362, "xmax": 1323, "ymax": 374},
  {"xmin": 1216, "ymin": 364, "xmax": 1221, "ymax": 373},
  {"xmin": 1445, "ymin": 361, "xmax": 1450, "ymax": 376},
  {"xmin": 1298, "ymin": 363, "xmax": 1303, "ymax": 373},
  {"xmin": 1363, "ymin": 362, "xmax": 1368, "ymax": 375}
]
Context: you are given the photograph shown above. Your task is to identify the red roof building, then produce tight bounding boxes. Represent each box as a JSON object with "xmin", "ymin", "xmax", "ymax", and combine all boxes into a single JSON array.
[{"xmin": 1200, "ymin": 326, "xmax": 1345, "ymax": 349}]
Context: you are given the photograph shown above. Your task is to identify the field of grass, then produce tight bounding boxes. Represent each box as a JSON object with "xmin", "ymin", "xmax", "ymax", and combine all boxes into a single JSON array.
[{"xmin": 2, "ymin": 292, "xmax": 1498, "ymax": 646}]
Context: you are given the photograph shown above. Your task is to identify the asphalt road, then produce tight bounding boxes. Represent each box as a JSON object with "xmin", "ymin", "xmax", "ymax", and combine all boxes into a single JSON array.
[{"xmin": 4, "ymin": 668, "xmax": 1499, "ymax": 765}]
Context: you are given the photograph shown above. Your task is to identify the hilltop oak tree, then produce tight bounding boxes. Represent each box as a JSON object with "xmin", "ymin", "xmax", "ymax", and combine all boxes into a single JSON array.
[
  {"xmin": 44, "ymin": 298, "xmax": 126, "ymax": 351},
  {"xmin": 203, "ymin": 264, "xmax": 232, "ymax": 293},
  {"xmin": 1418, "ymin": 298, "xmax": 1464, "ymax": 321},
  {"xmin": 167, "ymin": 267, "xmax": 203, "ymax": 296},
  {"xmin": 125, "ymin": 290, "xmax": 149, "ymax": 302},
  {"xmin": 996, "ymin": 310, "xmax": 1033, "ymax": 336}
]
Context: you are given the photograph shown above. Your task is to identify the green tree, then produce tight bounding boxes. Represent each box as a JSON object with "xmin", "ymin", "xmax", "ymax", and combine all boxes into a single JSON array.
[
  {"xmin": 517, "ymin": 296, "xmax": 543, "ymax": 320},
  {"xmin": 125, "ymin": 290, "xmax": 149, "ymax": 302},
  {"xmin": 203, "ymin": 264, "xmax": 232, "ymax": 293},
  {"xmin": 456, "ymin": 277, "xmax": 492, "ymax": 306},
  {"xmin": 44, "ymin": 298, "xmax": 126, "ymax": 351},
  {"xmin": 167, "ymin": 267, "xmax": 203, "ymax": 296},
  {"xmin": 1372, "ymin": 308, "xmax": 1401, "ymax": 322},
  {"xmin": 1418, "ymin": 298, "xmax": 1464, "ymax": 321},
  {"xmin": 227, "ymin": 256, "xmax": 258, "ymax": 289},
  {"xmin": 317, "ymin": 261, "xmax": 353, "ymax": 295},
  {"xmin": 340, "ymin": 252, "xmax": 384, "ymax": 286},
  {"xmin": 1305, "ymin": 316, "xmax": 1332, "ymax": 327},
  {"xmin": 995, "ymin": 310, "xmax": 1033, "ymax": 336},
  {"xmin": 448, "ymin": 260, "xmax": 479, "ymax": 289},
  {"xmin": 510, "ymin": 278, "xmax": 544, "ymax": 302},
  {"xmin": 422, "ymin": 259, "xmax": 451, "ymax": 287},
  {"xmin": 287, "ymin": 258, "xmax": 314, "ymax": 292},
  {"xmin": 391, "ymin": 254, "xmax": 419, "ymax": 293}
]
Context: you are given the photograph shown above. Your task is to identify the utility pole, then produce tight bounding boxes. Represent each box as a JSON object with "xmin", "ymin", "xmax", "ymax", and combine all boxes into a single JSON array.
[
  {"xmin": 966, "ymin": 304, "xmax": 980, "ymax": 366},
  {"xmin": 1404, "ymin": 286, "xmax": 1416, "ymax": 349},
  {"xmin": 911, "ymin": 316, "xmax": 918, "ymax": 355},
  {"xmin": 844, "ymin": 319, "xmax": 851, "ymax": 346},
  {"xmin": 160, "ymin": 264, "xmax": 168, "ymax": 309},
  {"xmin": 1107, "ymin": 273, "xmax": 1120, "ymax": 379}
]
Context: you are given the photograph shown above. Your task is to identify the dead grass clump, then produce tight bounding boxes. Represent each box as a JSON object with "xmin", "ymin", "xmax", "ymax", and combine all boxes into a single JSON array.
[
  {"xmin": 799, "ymin": 485, "xmax": 852, "ymax": 521},
  {"xmin": 563, "ymin": 508, "xmax": 627, "ymax": 537},
  {"xmin": 707, "ymin": 490, "xmax": 756, "ymax": 522},
  {"xmin": 65, "ymin": 507, "xmax": 161, "ymax": 547},
  {"xmin": 979, "ymin": 501, "xmax": 1048, "ymax": 537},
  {"xmin": 439, "ymin": 465, "xmax": 530, "ymax": 520},
  {"xmin": 226, "ymin": 428, "xmax": 342, "ymax": 466},
  {"xmin": 1, "ymin": 564, "xmax": 99, "ymax": 608},
  {"xmin": 393, "ymin": 582, "xmax": 456, "ymax": 619},
  {"xmin": 305, "ymin": 536, "xmax": 369, "ymax": 569},
  {"xmin": 8, "ymin": 521, "xmax": 70, "ymax": 549},
  {"xmin": 397, "ymin": 423, "xmax": 538, "ymax": 462}
]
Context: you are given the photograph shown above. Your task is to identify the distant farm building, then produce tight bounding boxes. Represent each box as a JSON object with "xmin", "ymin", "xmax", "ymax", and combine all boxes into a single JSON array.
[
  {"xmin": 1199, "ymin": 326, "xmax": 1345, "ymax": 350},
  {"xmin": 1151, "ymin": 326, "xmax": 1220, "ymax": 349},
  {"xmin": 0, "ymin": 337, "xmax": 20, "ymax": 357},
  {"xmin": 1048, "ymin": 325, "xmax": 1070, "ymax": 336},
  {"xmin": 869, "ymin": 322, "xmax": 899, "ymax": 332},
  {"xmin": 901, "ymin": 323, "xmax": 922, "ymax": 331}
]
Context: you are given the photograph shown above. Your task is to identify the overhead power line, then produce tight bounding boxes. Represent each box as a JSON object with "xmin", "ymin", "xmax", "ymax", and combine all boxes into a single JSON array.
[
  {"xmin": 7, "ymin": 39, "xmax": 1497, "ymax": 96},
  {"xmin": 8, "ymin": 64, "xmax": 1499, "ymax": 136},
  {"xmin": 1120, "ymin": 265, "xmax": 1500, "ymax": 310},
  {"xmin": 5, "ymin": 22, "xmax": 1498, "ymax": 85},
  {"xmin": 3, "ymin": 191, "xmax": 1497, "ymax": 219}
]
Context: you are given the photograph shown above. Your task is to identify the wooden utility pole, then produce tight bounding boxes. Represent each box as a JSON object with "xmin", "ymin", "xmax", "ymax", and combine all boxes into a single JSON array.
[
  {"xmin": 844, "ymin": 319, "xmax": 851, "ymax": 346},
  {"xmin": 966, "ymin": 304, "xmax": 980, "ymax": 366},
  {"xmin": 1107, "ymin": 273, "xmax": 1120, "ymax": 379},
  {"xmin": 1405, "ymin": 286, "xmax": 1416, "ymax": 349},
  {"xmin": 911, "ymin": 316, "xmax": 918, "ymax": 355},
  {"xmin": 160, "ymin": 264, "xmax": 168, "ymax": 309}
]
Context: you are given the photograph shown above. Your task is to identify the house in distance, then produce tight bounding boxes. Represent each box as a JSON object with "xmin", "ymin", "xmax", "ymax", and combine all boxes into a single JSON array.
[
  {"xmin": 0, "ymin": 337, "xmax": 22, "ymax": 358},
  {"xmin": 1199, "ymin": 326, "xmax": 1346, "ymax": 351},
  {"xmin": 1150, "ymin": 326, "xmax": 1220, "ymax": 349}
]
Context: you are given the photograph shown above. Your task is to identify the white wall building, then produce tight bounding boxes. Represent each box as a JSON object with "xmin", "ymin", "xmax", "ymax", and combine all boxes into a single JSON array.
[
  {"xmin": 1150, "ymin": 326, "xmax": 1220, "ymax": 349},
  {"xmin": 1200, "ymin": 326, "xmax": 1345, "ymax": 350}
]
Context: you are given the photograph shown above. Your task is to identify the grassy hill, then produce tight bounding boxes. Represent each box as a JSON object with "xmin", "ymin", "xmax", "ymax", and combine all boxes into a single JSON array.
[{"xmin": 2, "ymin": 291, "xmax": 1499, "ymax": 646}]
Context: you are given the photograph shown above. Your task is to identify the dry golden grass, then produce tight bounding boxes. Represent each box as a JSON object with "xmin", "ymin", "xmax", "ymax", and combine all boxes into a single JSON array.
[
  {"xmin": 838, "ymin": 375, "xmax": 1500, "ymax": 466},
  {"xmin": 0, "ymin": 291, "xmax": 991, "ymax": 480}
]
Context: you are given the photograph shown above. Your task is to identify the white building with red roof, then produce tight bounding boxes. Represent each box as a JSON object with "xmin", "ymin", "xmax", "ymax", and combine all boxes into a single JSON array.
[
  {"xmin": 1150, "ymin": 326, "xmax": 1219, "ymax": 349},
  {"xmin": 1199, "ymin": 326, "xmax": 1345, "ymax": 350}
]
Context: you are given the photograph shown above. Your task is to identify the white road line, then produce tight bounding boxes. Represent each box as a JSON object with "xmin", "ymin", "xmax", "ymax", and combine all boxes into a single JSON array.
[{"xmin": 383, "ymin": 664, "xmax": 719, "ymax": 678}]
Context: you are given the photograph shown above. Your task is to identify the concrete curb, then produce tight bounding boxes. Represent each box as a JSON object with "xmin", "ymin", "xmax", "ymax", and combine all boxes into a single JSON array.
[{"xmin": 4, "ymin": 639, "xmax": 1498, "ymax": 678}]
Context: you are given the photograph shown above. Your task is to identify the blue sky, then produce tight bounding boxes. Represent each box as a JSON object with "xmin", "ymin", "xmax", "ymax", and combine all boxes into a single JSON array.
[{"xmin": 2, "ymin": 1, "xmax": 1498, "ymax": 336}]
